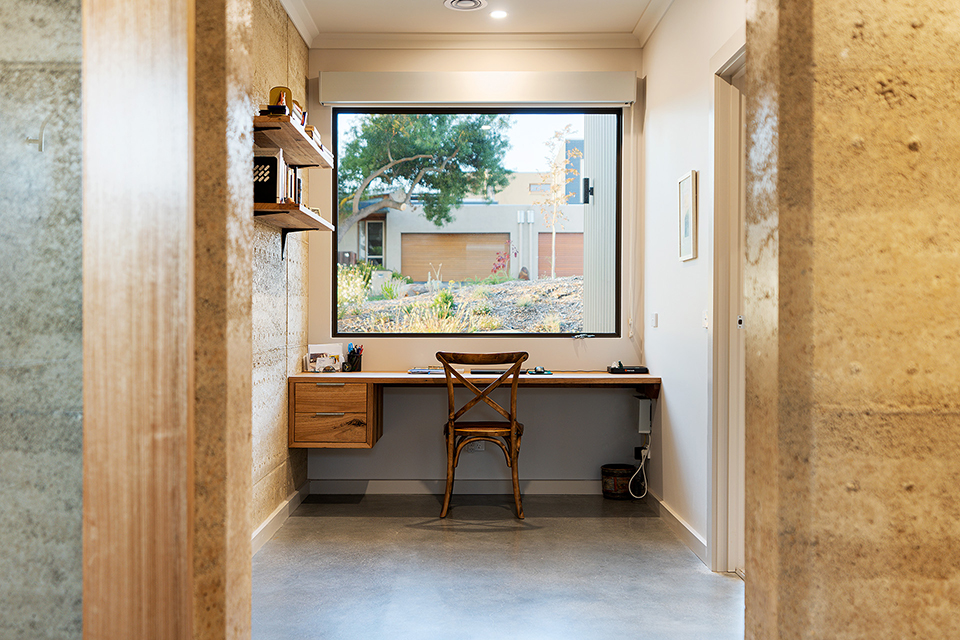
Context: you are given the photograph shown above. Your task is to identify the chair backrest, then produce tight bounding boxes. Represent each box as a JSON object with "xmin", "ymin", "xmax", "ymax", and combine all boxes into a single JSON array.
[{"xmin": 435, "ymin": 352, "xmax": 529, "ymax": 425}]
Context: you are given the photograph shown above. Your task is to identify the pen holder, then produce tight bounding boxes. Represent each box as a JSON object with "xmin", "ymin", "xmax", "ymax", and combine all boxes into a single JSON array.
[{"xmin": 343, "ymin": 353, "xmax": 362, "ymax": 372}]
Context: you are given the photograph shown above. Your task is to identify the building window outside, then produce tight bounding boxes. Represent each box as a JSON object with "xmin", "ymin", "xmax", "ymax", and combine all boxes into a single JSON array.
[{"xmin": 364, "ymin": 220, "xmax": 384, "ymax": 266}]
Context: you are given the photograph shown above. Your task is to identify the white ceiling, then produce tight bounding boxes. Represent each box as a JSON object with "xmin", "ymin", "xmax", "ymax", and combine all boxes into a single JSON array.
[{"xmin": 281, "ymin": 0, "xmax": 672, "ymax": 48}]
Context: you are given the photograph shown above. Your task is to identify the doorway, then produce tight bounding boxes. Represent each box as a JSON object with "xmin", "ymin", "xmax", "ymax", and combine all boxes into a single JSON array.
[{"xmin": 710, "ymin": 36, "xmax": 746, "ymax": 576}]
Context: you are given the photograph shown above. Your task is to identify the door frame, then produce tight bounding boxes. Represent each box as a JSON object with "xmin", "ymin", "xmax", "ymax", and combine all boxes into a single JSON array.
[{"xmin": 708, "ymin": 27, "xmax": 746, "ymax": 575}]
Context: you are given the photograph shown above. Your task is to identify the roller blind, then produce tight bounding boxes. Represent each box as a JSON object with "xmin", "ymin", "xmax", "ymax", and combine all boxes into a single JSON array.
[{"xmin": 318, "ymin": 71, "xmax": 636, "ymax": 106}]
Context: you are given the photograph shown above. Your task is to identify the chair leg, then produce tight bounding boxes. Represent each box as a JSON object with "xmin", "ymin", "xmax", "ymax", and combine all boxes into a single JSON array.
[
  {"xmin": 511, "ymin": 435, "xmax": 523, "ymax": 519},
  {"xmin": 440, "ymin": 429, "xmax": 456, "ymax": 518}
]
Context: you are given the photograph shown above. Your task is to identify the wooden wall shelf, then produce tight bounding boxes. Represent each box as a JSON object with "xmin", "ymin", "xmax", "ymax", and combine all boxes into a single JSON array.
[
  {"xmin": 254, "ymin": 202, "xmax": 334, "ymax": 232},
  {"xmin": 253, "ymin": 115, "xmax": 334, "ymax": 168}
]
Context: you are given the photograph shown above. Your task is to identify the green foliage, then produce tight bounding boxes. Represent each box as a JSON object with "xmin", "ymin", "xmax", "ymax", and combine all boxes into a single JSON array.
[
  {"xmin": 338, "ymin": 113, "xmax": 513, "ymax": 234},
  {"xmin": 430, "ymin": 288, "xmax": 456, "ymax": 318},
  {"xmin": 379, "ymin": 281, "xmax": 398, "ymax": 300},
  {"xmin": 466, "ymin": 272, "xmax": 513, "ymax": 286}
]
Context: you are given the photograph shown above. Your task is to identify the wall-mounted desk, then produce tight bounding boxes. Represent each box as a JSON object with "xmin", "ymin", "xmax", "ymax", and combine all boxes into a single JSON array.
[{"xmin": 287, "ymin": 371, "xmax": 661, "ymax": 449}]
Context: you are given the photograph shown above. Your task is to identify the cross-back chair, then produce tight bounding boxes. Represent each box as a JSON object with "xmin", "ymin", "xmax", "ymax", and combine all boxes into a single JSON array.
[{"xmin": 436, "ymin": 351, "xmax": 529, "ymax": 519}]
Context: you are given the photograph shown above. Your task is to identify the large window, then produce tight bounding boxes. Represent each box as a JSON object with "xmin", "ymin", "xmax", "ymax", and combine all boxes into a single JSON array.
[{"xmin": 333, "ymin": 108, "xmax": 621, "ymax": 337}]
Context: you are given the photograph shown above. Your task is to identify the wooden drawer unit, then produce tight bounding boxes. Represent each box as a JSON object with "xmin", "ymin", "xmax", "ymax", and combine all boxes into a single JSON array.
[{"xmin": 288, "ymin": 380, "xmax": 382, "ymax": 448}]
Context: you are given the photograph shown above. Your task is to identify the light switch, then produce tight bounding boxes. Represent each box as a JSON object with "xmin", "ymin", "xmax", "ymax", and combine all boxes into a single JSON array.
[
  {"xmin": 650, "ymin": 313, "xmax": 658, "ymax": 328},
  {"xmin": 702, "ymin": 310, "xmax": 709, "ymax": 328}
]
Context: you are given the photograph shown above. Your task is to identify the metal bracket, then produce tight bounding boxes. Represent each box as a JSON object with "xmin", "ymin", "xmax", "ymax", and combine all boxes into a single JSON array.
[{"xmin": 26, "ymin": 113, "xmax": 54, "ymax": 152}]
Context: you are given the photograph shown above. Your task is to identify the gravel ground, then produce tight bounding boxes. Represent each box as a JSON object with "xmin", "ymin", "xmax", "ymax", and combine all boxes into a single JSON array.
[{"xmin": 338, "ymin": 276, "xmax": 584, "ymax": 333}]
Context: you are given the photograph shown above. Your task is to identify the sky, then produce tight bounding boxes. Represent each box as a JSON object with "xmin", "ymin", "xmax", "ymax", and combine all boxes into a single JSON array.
[
  {"xmin": 336, "ymin": 112, "xmax": 584, "ymax": 173},
  {"xmin": 501, "ymin": 113, "xmax": 583, "ymax": 172}
]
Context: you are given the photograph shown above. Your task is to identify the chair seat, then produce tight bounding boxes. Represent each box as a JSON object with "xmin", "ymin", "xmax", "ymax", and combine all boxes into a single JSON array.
[{"xmin": 450, "ymin": 421, "xmax": 524, "ymax": 437}]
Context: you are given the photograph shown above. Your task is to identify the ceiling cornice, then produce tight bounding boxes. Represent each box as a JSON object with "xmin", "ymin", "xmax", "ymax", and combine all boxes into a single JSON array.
[
  {"xmin": 280, "ymin": 0, "xmax": 321, "ymax": 46},
  {"xmin": 309, "ymin": 32, "xmax": 642, "ymax": 50},
  {"xmin": 631, "ymin": 0, "xmax": 674, "ymax": 47}
]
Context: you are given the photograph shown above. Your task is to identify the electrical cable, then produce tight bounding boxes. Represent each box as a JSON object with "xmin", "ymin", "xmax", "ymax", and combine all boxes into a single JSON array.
[{"xmin": 628, "ymin": 434, "xmax": 649, "ymax": 499}]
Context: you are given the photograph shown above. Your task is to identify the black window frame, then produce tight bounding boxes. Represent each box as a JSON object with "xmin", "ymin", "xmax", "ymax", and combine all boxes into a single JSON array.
[{"xmin": 331, "ymin": 106, "xmax": 623, "ymax": 339}]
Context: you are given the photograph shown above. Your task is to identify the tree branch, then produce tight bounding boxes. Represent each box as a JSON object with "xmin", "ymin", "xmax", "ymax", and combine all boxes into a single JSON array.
[
  {"xmin": 339, "ymin": 143, "xmax": 464, "ymax": 242},
  {"xmin": 350, "ymin": 153, "xmax": 434, "ymax": 216}
]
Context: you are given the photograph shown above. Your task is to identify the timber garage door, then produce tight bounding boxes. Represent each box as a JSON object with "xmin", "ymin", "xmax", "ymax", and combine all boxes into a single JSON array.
[
  {"xmin": 401, "ymin": 233, "xmax": 509, "ymax": 282},
  {"xmin": 538, "ymin": 232, "xmax": 584, "ymax": 277}
]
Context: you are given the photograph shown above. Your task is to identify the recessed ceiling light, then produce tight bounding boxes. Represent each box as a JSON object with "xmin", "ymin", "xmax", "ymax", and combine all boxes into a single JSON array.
[
  {"xmin": 490, "ymin": 10, "xmax": 507, "ymax": 18},
  {"xmin": 444, "ymin": 0, "xmax": 488, "ymax": 11}
]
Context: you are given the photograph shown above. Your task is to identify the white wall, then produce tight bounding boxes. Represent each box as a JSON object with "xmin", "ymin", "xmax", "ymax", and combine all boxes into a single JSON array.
[
  {"xmin": 304, "ymin": 38, "xmax": 647, "ymax": 491},
  {"xmin": 641, "ymin": 0, "xmax": 745, "ymax": 541}
]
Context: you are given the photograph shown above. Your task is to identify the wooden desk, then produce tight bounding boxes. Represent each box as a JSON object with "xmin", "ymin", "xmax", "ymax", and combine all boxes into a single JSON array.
[{"xmin": 287, "ymin": 371, "xmax": 661, "ymax": 449}]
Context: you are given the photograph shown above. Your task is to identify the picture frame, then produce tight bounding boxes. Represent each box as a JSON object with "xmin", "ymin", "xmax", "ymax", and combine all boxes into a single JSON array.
[{"xmin": 678, "ymin": 170, "xmax": 698, "ymax": 261}]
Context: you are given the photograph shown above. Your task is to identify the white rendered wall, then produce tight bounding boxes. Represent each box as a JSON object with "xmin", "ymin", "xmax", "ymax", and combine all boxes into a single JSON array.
[{"xmin": 641, "ymin": 0, "xmax": 746, "ymax": 540}]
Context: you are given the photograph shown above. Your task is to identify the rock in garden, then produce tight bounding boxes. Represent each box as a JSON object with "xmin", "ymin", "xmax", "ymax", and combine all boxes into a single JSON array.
[{"xmin": 399, "ymin": 283, "xmax": 428, "ymax": 297}]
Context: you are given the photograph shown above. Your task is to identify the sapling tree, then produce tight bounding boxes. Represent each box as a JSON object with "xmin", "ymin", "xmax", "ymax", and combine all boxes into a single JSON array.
[{"xmin": 534, "ymin": 125, "xmax": 582, "ymax": 279}]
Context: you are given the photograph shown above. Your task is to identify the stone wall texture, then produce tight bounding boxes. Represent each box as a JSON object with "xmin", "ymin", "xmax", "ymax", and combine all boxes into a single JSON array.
[
  {"xmin": 0, "ymin": 0, "xmax": 83, "ymax": 636},
  {"xmin": 192, "ymin": 0, "xmax": 255, "ymax": 636},
  {"xmin": 745, "ymin": 1, "xmax": 960, "ymax": 637},
  {"xmin": 251, "ymin": 0, "xmax": 310, "ymax": 529}
]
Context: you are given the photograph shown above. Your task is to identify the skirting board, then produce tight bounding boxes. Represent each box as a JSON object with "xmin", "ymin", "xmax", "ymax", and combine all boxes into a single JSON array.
[
  {"xmin": 309, "ymin": 479, "xmax": 602, "ymax": 495},
  {"xmin": 645, "ymin": 490, "xmax": 708, "ymax": 566},
  {"xmin": 252, "ymin": 483, "xmax": 310, "ymax": 556}
]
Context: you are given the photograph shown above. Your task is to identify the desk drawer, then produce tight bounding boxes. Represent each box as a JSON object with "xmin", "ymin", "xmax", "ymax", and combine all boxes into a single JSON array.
[
  {"xmin": 294, "ymin": 382, "xmax": 366, "ymax": 412},
  {"xmin": 288, "ymin": 380, "xmax": 382, "ymax": 448},
  {"xmin": 294, "ymin": 412, "xmax": 369, "ymax": 444}
]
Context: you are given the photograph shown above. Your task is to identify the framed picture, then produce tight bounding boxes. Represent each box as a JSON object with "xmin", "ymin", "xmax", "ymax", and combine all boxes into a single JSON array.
[{"xmin": 678, "ymin": 170, "xmax": 698, "ymax": 261}]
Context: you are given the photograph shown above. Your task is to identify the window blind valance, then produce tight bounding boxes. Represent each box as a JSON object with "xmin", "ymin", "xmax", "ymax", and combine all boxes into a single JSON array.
[{"xmin": 317, "ymin": 71, "xmax": 636, "ymax": 106}]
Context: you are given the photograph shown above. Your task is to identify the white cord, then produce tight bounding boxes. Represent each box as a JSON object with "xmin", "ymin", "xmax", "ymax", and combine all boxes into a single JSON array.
[{"xmin": 628, "ymin": 445, "xmax": 649, "ymax": 500}]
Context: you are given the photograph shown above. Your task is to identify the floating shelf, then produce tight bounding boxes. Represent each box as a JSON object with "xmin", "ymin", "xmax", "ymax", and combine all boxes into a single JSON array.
[
  {"xmin": 254, "ymin": 202, "xmax": 335, "ymax": 232},
  {"xmin": 253, "ymin": 115, "xmax": 334, "ymax": 168}
]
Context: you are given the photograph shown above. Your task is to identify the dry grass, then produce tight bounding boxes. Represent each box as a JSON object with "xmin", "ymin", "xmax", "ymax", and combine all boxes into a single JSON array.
[{"xmin": 338, "ymin": 276, "xmax": 584, "ymax": 334}]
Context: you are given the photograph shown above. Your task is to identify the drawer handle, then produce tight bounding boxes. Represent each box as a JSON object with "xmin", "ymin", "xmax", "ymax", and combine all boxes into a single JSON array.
[
  {"xmin": 315, "ymin": 382, "xmax": 345, "ymax": 387},
  {"xmin": 315, "ymin": 412, "xmax": 345, "ymax": 417}
]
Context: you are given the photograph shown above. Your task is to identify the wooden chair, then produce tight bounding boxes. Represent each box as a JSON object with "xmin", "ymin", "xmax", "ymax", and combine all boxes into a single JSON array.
[{"xmin": 436, "ymin": 351, "xmax": 529, "ymax": 519}]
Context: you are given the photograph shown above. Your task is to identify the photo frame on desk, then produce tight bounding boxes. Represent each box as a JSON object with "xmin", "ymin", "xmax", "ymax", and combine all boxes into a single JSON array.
[{"xmin": 678, "ymin": 170, "xmax": 698, "ymax": 261}]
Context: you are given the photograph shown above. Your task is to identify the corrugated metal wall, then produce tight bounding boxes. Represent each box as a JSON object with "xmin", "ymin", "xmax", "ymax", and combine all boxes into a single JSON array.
[{"xmin": 582, "ymin": 114, "xmax": 618, "ymax": 333}]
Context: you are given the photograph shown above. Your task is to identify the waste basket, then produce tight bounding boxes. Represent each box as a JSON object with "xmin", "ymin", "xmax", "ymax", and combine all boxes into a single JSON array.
[{"xmin": 600, "ymin": 464, "xmax": 636, "ymax": 499}]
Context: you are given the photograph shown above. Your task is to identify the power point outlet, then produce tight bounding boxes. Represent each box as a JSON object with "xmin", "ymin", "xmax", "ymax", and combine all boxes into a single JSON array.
[{"xmin": 468, "ymin": 442, "xmax": 485, "ymax": 452}]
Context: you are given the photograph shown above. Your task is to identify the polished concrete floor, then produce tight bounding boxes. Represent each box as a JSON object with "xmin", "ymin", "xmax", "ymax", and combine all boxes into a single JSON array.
[{"xmin": 252, "ymin": 495, "xmax": 744, "ymax": 640}]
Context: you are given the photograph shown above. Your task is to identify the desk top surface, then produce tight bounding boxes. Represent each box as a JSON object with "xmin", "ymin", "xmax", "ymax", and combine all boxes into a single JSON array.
[{"xmin": 289, "ymin": 371, "xmax": 661, "ymax": 396}]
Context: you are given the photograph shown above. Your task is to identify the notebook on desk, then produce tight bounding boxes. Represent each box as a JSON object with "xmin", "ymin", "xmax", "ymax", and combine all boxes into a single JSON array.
[{"xmin": 469, "ymin": 369, "xmax": 529, "ymax": 375}]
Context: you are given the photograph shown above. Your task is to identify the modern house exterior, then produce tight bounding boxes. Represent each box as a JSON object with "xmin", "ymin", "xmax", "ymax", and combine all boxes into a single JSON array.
[{"xmin": 343, "ymin": 170, "xmax": 586, "ymax": 282}]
